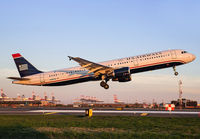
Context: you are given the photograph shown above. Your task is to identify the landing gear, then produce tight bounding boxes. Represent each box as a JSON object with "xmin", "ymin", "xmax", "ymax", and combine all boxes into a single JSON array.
[
  {"xmin": 173, "ymin": 66, "xmax": 179, "ymax": 76},
  {"xmin": 104, "ymin": 84, "xmax": 109, "ymax": 89},
  {"xmin": 100, "ymin": 75, "xmax": 110, "ymax": 89},
  {"xmin": 100, "ymin": 81, "xmax": 109, "ymax": 89}
]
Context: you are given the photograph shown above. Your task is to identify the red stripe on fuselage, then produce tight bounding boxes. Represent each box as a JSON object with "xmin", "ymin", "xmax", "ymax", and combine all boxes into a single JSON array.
[{"xmin": 12, "ymin": 53, "xmax": 22, "ymax": 59}]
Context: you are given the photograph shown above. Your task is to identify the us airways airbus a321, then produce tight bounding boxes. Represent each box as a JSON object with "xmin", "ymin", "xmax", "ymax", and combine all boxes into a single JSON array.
[{"xmin": 8, "ymin": 50, "xmax": 196, "ymax": 89}]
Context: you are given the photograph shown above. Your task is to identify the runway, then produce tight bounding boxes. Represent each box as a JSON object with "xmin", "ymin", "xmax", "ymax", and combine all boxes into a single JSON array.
[
  {"xmin": 30, "ymin": 110, "xmax": 200, "ymax": 117},
  {"xmin": 0, "ymin": 108, "xmax": 199, "ymax": 117}
]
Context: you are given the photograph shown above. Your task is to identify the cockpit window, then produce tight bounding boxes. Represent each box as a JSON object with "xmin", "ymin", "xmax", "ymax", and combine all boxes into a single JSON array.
[{"xmin": 181, "ymin": 51, "xmax": 187, "ymax": 54}]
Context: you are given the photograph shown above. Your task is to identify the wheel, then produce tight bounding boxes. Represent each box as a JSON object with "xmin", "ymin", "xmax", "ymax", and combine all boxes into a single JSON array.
[
  {"xmin": 100, "ymin": 81, "xmax": 106, "ymax": 87},
  {"xmin": 104, "ymin": 84, "xmax": 109, "ymax": 89},
  {"xmin": 174, "ymin": 72, "xmax": 178, "ymax": 76}
]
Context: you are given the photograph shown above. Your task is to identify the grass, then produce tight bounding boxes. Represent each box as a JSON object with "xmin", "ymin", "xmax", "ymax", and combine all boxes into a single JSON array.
[{"xmin": 0, "ymin": 115, "xmax": 199, "ymax": 139}]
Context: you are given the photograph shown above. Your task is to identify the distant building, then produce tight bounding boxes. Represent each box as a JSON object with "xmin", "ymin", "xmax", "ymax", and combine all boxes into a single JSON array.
[
  {"xmin": 171, "ymin": 98, "xmax": 197, "ymax": 108},
  {"xmin": 0, "ymin": 90, "xmax": 60, "ymax": 107}
]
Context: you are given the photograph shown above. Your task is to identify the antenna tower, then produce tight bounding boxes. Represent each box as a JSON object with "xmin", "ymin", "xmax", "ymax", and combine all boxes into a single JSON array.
[{"xmin": 179, "ymin": 80, "xmax": 183, "ymax": 108}]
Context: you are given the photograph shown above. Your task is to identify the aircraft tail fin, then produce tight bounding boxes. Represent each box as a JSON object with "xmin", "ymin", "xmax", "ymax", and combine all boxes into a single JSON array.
[{"xmin": 12, "ymin": 53, "xmax": 42, "ymax": 77}]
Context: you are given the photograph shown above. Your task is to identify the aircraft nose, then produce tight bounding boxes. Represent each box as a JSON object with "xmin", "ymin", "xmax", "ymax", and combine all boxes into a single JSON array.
[{"xmin": 191, "ymin": 54, "xmax": 196, "ymax": 61}]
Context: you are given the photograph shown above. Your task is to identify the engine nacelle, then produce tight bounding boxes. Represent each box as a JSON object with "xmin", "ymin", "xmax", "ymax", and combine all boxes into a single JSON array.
[{"xmin": 112, "ymin": 67, "xmax": 132, "ymax": 82}]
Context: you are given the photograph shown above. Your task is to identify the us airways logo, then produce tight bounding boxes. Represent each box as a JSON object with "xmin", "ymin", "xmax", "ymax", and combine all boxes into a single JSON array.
[{"xmin": 19, "ymin": 64, "xmax": 28, "ymax": 71}]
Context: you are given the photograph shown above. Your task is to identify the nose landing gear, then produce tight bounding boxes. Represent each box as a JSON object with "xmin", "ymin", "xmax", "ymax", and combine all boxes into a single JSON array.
[{"xmin": 173, "ymin": 66, "xmax": 179, "ymax": 76}]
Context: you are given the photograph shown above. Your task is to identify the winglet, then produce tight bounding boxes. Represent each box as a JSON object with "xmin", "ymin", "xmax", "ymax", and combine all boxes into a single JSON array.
[{"xmin": 12, "ymin": 53, "xmax": 22, "ymax": 59}]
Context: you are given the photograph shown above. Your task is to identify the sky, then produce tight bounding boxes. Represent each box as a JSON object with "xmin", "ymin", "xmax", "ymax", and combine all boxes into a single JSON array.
[{"xmin": 0, "ymin": 0, "xmax": 199, "ymax": 104}]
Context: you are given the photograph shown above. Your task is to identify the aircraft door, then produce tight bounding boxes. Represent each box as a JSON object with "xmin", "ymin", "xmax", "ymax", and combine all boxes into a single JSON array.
[
  {"xmin": 40, "ymin": 73, "xmax": 45, "ymax": 83},
  {"xmin": 133, "ymin": 57, "xmax": 139, "ymax": 66},
  {"xmin": 170, "ymin": 50, "xmax": 177, "ymax": 59}
]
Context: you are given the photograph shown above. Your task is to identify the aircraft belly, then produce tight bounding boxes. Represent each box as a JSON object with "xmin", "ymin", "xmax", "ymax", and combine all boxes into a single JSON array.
[
  {"xmin": 43, "ymin": 76, "xmax": 97, "ymax": 86},
  {"xmin": 131, "ymin": 61, "xmax": 184, "ymax": 74}
]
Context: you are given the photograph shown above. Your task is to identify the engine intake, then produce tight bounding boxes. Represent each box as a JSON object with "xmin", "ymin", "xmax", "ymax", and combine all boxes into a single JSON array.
[{"xmin": 112, "ymin": 67, "xmax": 132, "ymax": 82}]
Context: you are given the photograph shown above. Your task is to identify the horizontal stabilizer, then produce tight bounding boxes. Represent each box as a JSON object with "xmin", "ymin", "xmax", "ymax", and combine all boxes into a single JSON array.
[{"xmin": 7, "ymin": 77, "xmax": 30, "ymax": 81}]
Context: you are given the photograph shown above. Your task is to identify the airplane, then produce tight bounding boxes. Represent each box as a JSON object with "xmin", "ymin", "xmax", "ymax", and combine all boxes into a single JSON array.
[
  {"xmin": 8, "ymin": 49, "xmax": 196, "ymax": 89},
  {"xmin": 113, "ymin": 94, "xmax": 124, "ymax": 104}
]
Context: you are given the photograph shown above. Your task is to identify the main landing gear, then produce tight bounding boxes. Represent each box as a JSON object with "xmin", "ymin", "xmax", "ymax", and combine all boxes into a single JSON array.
[
  {"xmin": 100, "ymin": 81, "xmax": 109, "ymax": 89},
  {"xmin": 100, "ymin": 75, "xmax": 109, "ymax": 89},
  {"xmin": 173, "ymin": 66, "xmax": 179, "ymax": 76}
]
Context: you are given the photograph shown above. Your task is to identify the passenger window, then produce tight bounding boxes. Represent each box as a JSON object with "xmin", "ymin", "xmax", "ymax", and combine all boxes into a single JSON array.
[{"xmin": 182, "ymin": 51, "xmax": 187, "ymax": 54}]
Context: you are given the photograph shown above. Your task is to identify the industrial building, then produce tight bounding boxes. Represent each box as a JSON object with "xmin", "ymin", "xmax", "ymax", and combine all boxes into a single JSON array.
[
  {"xmin": 171, "ymin": 98, "xmax": 198, "ymax": 108},
  {"xmin": 0, "ymin": 89, "xmax": 60, "ymax": 107}
]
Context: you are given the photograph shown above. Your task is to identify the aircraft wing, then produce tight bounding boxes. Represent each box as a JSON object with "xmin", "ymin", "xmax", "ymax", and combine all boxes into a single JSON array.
[{"xmin": 68, "ymin": 56, "xmax": 114, "ymax": 77}]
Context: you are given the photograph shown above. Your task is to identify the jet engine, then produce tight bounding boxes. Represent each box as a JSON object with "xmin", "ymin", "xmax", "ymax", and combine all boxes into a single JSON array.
[{"xmin": 112, "ymin": 67, "xmax": 132, "ymax": 82}]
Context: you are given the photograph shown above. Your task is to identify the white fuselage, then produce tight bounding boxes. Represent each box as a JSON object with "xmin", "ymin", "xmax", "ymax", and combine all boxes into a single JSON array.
[{"xmin": 13, "ymin": 49, "xmax": 196, "ymax": 86}]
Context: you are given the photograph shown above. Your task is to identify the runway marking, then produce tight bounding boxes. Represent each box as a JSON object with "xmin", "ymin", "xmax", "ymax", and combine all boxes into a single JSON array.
[
  {"xmin": 44, "ymin": 112, "xmax": 58, "ymax": 115},
  {"xmin": 29, "ymin": 110, "xmax": 200, "ymax": 115},
  {"xmin": 141, "ymin": 113, "xmax": 148, "ymax": 116}
]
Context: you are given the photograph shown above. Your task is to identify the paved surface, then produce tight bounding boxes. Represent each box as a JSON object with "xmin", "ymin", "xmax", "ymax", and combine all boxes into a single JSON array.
[{"xmin": 0, "ymin": 108, "xmax": 199, "ymax": 117}]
